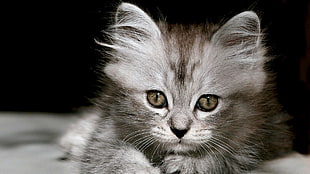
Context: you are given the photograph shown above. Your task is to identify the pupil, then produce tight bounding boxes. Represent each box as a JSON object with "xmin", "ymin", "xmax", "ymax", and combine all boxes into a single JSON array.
[
  {"xmin": 155, "ymin": 93, "xmax": 159, "ymax": 102},
  {"xmin": 206, "ymin": 97, "xmax": 211, "ymax": 106}
]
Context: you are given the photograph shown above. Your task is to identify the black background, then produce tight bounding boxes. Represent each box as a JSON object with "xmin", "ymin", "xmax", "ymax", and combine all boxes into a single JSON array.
[{"xmin": 1, "ymin": 0, "xmax": 309, "ymax": 153}]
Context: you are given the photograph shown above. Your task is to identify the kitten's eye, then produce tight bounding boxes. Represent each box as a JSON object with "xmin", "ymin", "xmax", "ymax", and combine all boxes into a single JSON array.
[
  {"xmin": 147, "ymin": 90, "xmax": 168, "ymax": 108},
  {"xmin": 196, "ymin": 94, "xmax": 219, "ymax": 112}
]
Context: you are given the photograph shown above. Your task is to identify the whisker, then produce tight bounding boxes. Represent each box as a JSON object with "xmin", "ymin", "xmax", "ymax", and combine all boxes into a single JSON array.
[
  {"xmin": 122, "ymin": 128, "xmax": 149, "ymax": 140},
  {"xmin": 213, "ymin": 134, "xmax": 264, "ymax": 164},
  {"xmin": 138, "ymin": 136, "xmax": 156, "ymax": 153},
  {"xmin": 199, "ymin": 141, "xmax": 223, "ymax": 174},
  {"xmin": 151, "ymin": 141, "xmax": 162, "ymax": 162},
  {"xmin": 208, "ymin": 137, "xmax": 236, "ymax": 157},
  {"xmin": 122, "ymin": 129, "xmax": 150, "ymax": 143},
  {"xmin": 131, "ymin": 134, "xmax": 153, "ymax": 147}
]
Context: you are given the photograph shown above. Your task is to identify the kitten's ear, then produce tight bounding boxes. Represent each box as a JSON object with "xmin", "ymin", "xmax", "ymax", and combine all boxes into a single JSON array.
[
  {"xmin": 212, "ymin": 11, "xmax": 261, "ymax": 54},
  {"xmin": 112, "ymin": 3, "xmax": 160, "ymax": 42}
]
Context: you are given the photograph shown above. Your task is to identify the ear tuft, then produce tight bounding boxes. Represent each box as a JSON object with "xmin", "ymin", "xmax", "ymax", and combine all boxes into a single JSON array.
[
  {"xmin": 112, "ymin": 2, "xmax": 160, "ymax": 41},
  {"xmin": 212, "ymin": 11, "xmax": 261, "ymax": 54}
]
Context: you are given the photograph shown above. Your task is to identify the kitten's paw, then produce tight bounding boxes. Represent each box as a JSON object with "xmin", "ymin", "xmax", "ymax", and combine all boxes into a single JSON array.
[
  {"xmin": 111, "ymin": 147, "xmax": 161, "ymax": 174},
  {"xmin": 162, "ymin": 155, "xmax": 204, "ymax": 174},
  {"xmin": 133, "ymin": 166, "xmax": 161, "ymax": 174},
  {"xmin": 162, "ymin": 155, "xmax": 185, "ymax": 174}
]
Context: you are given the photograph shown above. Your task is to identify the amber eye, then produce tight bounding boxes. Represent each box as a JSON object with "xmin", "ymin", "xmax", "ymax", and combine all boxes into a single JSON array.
[
  {"xmin": 196, "ymin": 94, "xmax": 219, "ymax": 112},
  {"xmin": 146, "ymin": 90, "xmax": 167, "ymax": 108}
]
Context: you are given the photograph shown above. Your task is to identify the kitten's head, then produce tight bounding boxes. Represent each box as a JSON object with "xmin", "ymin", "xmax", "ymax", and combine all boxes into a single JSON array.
[{"xmin": 99, "ymin": 3, "xmax": 283, "ymax": 159}]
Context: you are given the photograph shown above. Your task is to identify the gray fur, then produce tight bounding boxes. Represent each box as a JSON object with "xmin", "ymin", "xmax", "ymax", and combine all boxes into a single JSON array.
[{"xmin": 63, "ymin": 2, "xmax": 292, "ymax": 174}]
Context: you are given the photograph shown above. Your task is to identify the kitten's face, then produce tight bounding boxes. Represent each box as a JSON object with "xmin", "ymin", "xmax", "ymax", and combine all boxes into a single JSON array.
[{"xmin": 102, "ymin": 3, "xmax": 267, "ymax": 155}]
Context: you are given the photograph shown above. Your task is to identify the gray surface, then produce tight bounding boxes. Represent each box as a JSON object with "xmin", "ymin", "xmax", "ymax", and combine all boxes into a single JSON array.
[
  {"xmin": 0, "ymin": 112, "xmax": 77, "ymax": 174},
  {"xmin": 0, "ymin": 112, "xmax": 309, "ymax": 174}
]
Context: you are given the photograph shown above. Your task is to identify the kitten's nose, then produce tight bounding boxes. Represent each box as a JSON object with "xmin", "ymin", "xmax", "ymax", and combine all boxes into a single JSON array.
[{"xmin": 170, "ymin": 127, "xmax": 188, "ymax": 139}]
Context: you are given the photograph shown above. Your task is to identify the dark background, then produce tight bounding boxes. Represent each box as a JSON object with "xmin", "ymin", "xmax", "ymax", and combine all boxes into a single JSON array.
[{"xmin": 1, "ymin": 0, "xmax": 309, "ymax": 153}]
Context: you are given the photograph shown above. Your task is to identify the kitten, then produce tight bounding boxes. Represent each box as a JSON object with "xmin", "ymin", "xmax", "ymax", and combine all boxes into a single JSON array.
[{"xmin": 61, "ymin": 2, "xmax": 293, "ymax": 174}]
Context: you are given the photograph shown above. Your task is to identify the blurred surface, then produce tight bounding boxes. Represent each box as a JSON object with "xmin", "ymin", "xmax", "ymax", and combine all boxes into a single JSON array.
[{"xmin": 0, "ymin": 112, "xmax": 76, "ymax": 174}]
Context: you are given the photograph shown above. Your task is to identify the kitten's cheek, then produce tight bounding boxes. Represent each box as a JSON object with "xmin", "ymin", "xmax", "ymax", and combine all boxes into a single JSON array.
[{"xmin": 196, "ymin": 111, "xmax": 210, "ymax": 120}]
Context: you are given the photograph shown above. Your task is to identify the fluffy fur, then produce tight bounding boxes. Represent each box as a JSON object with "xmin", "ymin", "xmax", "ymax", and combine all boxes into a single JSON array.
[{"xmin": 62, "ymin": 3, "xmax": 292, "ymax": 174}]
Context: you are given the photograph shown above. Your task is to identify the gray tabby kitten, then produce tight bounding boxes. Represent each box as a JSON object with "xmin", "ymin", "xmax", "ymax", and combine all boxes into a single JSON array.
[{"xmin": 62, "ymin": 2, "xmax": 292, "ymax": 174}]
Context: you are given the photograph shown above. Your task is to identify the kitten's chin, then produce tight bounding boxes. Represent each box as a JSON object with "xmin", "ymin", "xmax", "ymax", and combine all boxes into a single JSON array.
[{"xmin": 166, "ymin": 140, "xmax": 199, "ymax": 154}]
